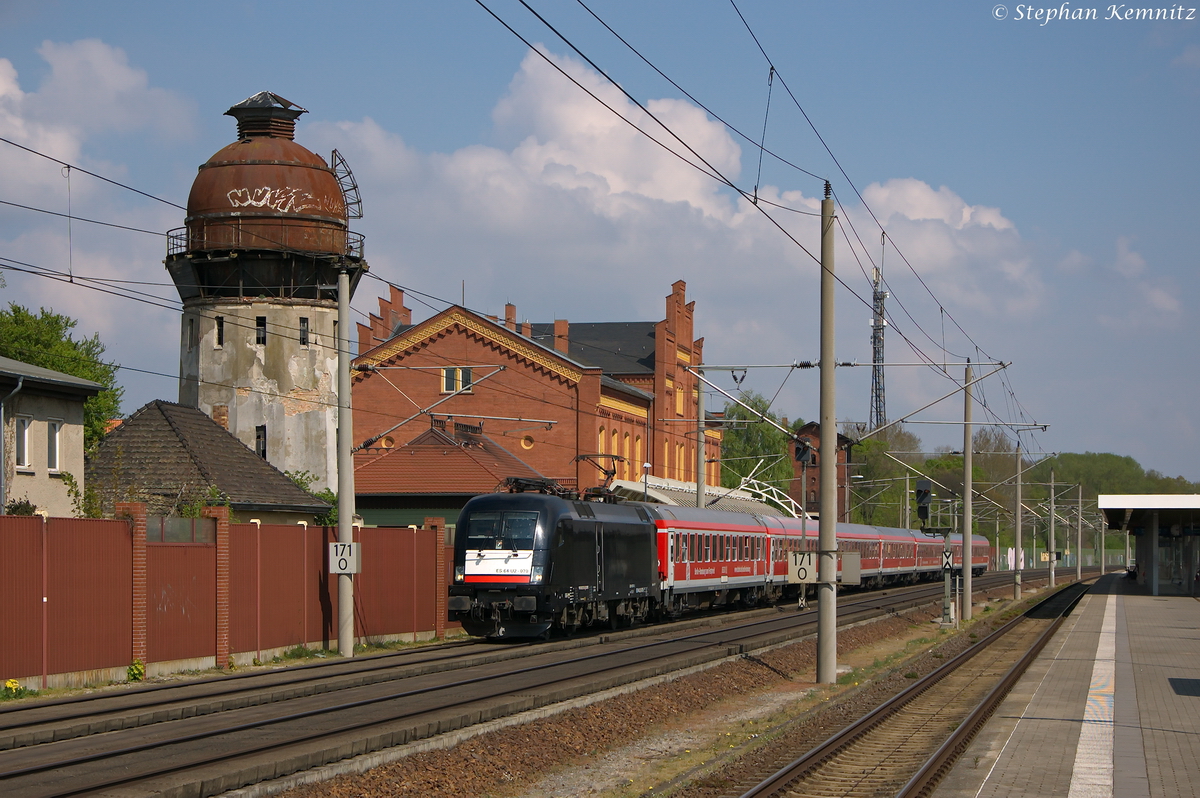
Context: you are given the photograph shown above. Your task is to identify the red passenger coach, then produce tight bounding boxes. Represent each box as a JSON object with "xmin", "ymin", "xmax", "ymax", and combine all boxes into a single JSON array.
[{"xmin": 651, "ymin": 506, "xmax": 988, "ymax": 615}]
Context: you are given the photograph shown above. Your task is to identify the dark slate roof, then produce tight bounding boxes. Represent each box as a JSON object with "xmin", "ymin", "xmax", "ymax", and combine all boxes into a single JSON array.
[
  {"xmin": 87, "ymin": 400, "xmax": 328, "ymax": 515},
  {"xmin": 601, "ymin": 375, "xmax": 654, "ymax": 402},
  {"xmin": 529, "ymin": 321, "xmax": 657, "ymax": 374},
  {"xmin": 0, "ymin": 355, "xmax": 103, "ymax": 400},
  {"xmin": 355, "ymin": 425, "xmax": 545, "ymax": 496}
]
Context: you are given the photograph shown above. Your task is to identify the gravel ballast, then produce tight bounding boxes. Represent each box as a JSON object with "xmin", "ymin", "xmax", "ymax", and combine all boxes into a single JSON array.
[{"xmin": 267, "ymin": 583, "xmax": 1038, "ymax": 798}]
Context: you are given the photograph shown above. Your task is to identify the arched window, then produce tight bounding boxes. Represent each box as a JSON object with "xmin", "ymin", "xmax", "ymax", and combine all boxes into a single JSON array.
[
  {"xmin": 635, "ymin": 436, "xmax": 643, "ymax": 476},
  {"xmin": 623, "ymin": 433, "xmax": 631, "ymax": 480},
  {"xmin": 598, "ymin": 426, "xmax": 606, "ymax": 455}
]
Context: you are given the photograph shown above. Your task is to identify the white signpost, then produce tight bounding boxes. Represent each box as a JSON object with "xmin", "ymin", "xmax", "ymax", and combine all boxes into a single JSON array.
[{"xmin": 329, "ymin": 542, "xmax": 359, "ymax": 574}]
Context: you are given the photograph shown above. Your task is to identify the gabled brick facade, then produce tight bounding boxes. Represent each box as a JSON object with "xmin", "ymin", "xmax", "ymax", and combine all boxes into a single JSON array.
[
  {"xmin": 352, "ymin": 281, "xmax": 720, "ymax": 493},
  {"xmin": 788, "ymin": 421, "xmax": 853, "ymax": 522}
]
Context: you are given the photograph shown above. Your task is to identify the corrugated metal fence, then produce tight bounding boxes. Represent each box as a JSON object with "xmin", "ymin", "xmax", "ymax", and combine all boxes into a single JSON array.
[{"xmin": 0, "ymin": 512, "xmax": 453, "ymax": 687}]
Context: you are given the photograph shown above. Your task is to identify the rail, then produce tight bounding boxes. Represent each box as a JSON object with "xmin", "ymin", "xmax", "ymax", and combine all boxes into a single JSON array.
[{"xmin": 739, "ymin": 579, "xmax": 1091, "ymax": 798}]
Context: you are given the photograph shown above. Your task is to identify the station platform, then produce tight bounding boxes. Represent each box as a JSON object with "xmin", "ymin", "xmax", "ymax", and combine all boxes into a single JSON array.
[{"xmin": 935, "ymin": 572, "xmax": 1200, "ymax": 798}]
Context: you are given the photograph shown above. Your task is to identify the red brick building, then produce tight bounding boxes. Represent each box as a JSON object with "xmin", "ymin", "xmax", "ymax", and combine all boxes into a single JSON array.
[
  {"xmin": 788, "ymin": 421, "xmax": 854, "ymax": 522},
  {"xmin": 352, "ymin": 281, "xmax": 720, "ymax": 493}
]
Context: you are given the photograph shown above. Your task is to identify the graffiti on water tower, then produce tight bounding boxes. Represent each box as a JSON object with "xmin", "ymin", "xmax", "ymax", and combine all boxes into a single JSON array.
[{"xmin": 226, "ymin": 186, "xmax": 342, "ymax": 215}]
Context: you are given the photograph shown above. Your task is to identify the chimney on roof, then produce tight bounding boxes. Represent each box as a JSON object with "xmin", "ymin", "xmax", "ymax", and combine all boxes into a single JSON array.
[
  {"xmin": 521, "ymin": 320, "xmax": 531, "ymax": 337},
  {"xmin": 553, "ymin": 319, "xmax": 569, "ymax": 354},
  {"xmin": 505, "ymin": 303, "xmax": 517, "ymax": 331}
]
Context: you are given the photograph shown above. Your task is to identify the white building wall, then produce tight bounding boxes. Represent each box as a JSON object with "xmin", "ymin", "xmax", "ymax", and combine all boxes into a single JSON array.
[
  {"xmin": 3, "ymin": 393, "xmax": 87, "ymax": 517},
  {"xmin": 179, "ymin": 299, "xmax": 340, "ymax": 491}
]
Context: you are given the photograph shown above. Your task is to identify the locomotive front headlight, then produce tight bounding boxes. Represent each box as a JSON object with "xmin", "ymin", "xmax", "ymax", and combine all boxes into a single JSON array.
[
  {"xmin": 530, "ymin": 566, "xmax": 544, "ymax": 584},
  {"xmin": 454, "ymin": 566, "xmax": 465, "ymax": 582}
]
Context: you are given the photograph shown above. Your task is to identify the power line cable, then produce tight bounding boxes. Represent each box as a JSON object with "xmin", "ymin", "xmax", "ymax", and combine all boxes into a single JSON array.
[{"xmin": 0, "ymin": 136, "xmax": 187, "ymax": 210}]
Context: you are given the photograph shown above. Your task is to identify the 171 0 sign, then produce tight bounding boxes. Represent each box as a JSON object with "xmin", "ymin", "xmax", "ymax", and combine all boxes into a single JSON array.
[
  {"xmin": 787, "ymin": 551, "xmax": 816, "ymax": 584},
  {"xmin": 329, "ymin": 542, "xmax": 359, "ymax": 574}
]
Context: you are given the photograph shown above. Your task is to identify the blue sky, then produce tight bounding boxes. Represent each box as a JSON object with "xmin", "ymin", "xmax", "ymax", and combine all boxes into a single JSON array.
[{"xmin": 1, "ymin": 1, "xmax": 1197, "ymax": 478}]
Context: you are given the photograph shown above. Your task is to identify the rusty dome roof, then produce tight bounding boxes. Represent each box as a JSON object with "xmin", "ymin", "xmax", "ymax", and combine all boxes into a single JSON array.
[{"xmin": 185, "ymin": 92, "xmax": 347, "ymax": 255}]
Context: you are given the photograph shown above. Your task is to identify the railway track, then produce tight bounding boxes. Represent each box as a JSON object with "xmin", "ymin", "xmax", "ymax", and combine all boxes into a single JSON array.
[
  {"xmin": 0, "ymin": 568, "xmax": 1073, "ymax": 797},
  {"xmin": 733, "ymin": 578, "xmax": 1092, "ymax": 798}
]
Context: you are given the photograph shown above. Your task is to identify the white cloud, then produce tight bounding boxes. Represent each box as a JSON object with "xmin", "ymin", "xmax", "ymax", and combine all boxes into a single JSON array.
[
  {"xmin": 1173, "ymin": 44, "xmax": 1200, "ymax": 68},
  {"xmin": 25, "ymin": 40, "xmax": 195, "ymax": 138},
  {"xmin": 0, "ymin": 40, "xmax": 192, "ymax": 411},
  {"xmin": 1057, "ymin": 249, "xmax": 1091, "ymax": 273},
  {"xmin": 861, "ymin": 179, "xmax": 1013, "ymax": 231},
  {"xmin": 492, "ymin": 48, "xmax": 742, "ymax": 221},
  {"xmin": 1144, "ymin": 285, "xmax": 1181, "ymax": 314},
  {"xmin": 1113, "ymin": 236, "xmax": 1147, "ymax": 277}
]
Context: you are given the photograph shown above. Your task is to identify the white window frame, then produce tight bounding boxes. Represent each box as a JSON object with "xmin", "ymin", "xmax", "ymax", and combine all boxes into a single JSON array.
[
  {"xmin": 46, "ymin": 419, "xmax": 62, "ymax": 472},
  {"xmin": 440, "ymin": 367, "xmax": 474, "ymax": 394},
  {"xmin": 14, "ymin": 415, "xmax": 32, "ymax": 469}
]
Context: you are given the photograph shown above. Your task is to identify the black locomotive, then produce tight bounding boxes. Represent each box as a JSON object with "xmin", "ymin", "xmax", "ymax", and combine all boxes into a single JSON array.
[{"xmin": 447, "ymin": 491, "xmax": 657, "ymax": 637}]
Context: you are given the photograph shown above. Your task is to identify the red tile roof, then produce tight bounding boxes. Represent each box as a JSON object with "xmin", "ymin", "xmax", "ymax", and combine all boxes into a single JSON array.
[{"xmin": 355, "ymin": 426, "xmax": 544, "ymax": 495}]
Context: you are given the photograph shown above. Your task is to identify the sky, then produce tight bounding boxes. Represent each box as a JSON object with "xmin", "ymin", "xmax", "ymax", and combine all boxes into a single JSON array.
[{"xmin": 1, "ymin": 1, "xmax": 1197, "ymax": 479}]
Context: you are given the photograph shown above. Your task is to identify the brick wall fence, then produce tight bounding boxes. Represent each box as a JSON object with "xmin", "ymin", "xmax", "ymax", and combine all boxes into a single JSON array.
[{"xmin": 0, "ymin": 507, "xmax": 456, "ymax": 689}]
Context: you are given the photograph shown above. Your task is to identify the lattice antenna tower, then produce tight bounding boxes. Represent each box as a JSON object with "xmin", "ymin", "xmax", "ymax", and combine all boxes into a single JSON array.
[{"xmin": 869, "ymin": 263, "xmax": 888, "ymax": 430}]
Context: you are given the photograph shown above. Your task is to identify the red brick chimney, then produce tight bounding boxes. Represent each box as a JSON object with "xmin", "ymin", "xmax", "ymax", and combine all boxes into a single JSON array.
[
  {"xmin": 554, "ymin": 319, "xmax": 569, "ymax": 354},
  {"xmin": 505, "ymin": 303, "xmax": 517, "ymax": 331}
]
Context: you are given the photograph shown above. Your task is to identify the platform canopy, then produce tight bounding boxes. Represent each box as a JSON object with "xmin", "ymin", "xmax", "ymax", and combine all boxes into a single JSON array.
[{"xmin": 1099, "ymin": 494, "xmax": 1200, "ymax": 533}]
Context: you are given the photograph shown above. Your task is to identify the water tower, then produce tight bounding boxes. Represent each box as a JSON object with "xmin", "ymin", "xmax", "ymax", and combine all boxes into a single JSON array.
[{"xmin": 166, "ymin": 91, "xmax": 367, "ymax": 491}]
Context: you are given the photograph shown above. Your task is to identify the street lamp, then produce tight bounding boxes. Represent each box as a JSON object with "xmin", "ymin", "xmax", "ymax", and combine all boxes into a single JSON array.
[{"xmin": 642, "ymin": 462, "xmax": 652, "ymax": 501}]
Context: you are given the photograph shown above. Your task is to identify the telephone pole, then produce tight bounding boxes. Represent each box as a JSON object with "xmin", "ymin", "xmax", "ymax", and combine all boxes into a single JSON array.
[
  {"xmin": 1014, "ymin": 440, "xmax": 1022, "ymax": 601},
  {"xmin": 962, "ymin": 361, "xmax": 973, "ymax": 620},
  {"xmin": 817, "ymin": 182, "xmax": 838, "ymax": 684}
]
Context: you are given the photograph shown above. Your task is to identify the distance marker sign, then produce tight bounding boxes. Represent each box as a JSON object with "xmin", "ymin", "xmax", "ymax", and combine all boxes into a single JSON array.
[
  {"xmin": 329, "ymin": 542, "xmax": 359, "ymax": 574},
  {"xmin": 787, "ymin": 551, "xmax": 816, "ymax": 584}
]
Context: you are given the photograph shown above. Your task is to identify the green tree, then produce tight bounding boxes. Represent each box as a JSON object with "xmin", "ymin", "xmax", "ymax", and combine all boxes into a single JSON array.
[
  {"xmin": 0, "ymin": 304, "xmax": 123, "ymax": 454},
  {"xmin": 286, "ymin": 470, "xmax": 337, "ymax": 526},
  {"xmin": 719, "ymin": 392, "xmax": 795, "ymax": 491},
  {"xmin": 841, "ymin": 423, "xmax": 923, "ymax": 527}
]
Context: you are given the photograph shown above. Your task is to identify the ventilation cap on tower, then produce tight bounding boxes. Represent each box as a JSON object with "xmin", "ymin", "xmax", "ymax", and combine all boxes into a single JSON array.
[{"xmin": 224, "ymin": 92, "xmax": 308, "ymax": 140}]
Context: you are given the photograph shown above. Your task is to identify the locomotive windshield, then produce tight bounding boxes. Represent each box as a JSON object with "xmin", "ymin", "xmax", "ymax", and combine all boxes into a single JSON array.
[{"xmin": 464, "ymin": 511, "xmax": 540, "ymax": 551}]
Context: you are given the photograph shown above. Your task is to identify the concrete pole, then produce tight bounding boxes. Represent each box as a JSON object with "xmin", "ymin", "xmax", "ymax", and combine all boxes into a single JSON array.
[
  {"xmin": 1076, "ymin": 483, "xmax": 1083, "ymax": 580},
  {"xmin": 1049, "ymin": 468, "xmax": 1056, "ymax": 587},
  {"xmin": 1150, "ymin": 511, "xmax": 1159, "ymax": 596},
  {"xmin": 995, "ymin": 517, "xmax": 1001, "ymax": 571},
  {"xmin": 696, "ymin": 367, "xmax": 705, "ymax": 509},
  {"xmin": 962, "ymin": 363, "xmax": 973, "ymax": 620},
  {"xmin": 337, "ymin": 267, "xmax": 356, "ymax": 658},
  {"xmin": 817, "ymin": 182, "xmax": 838, "ymax": 684},
  {"xmin": 1014, "ymin": 440, "xmax": 1022, "ymax": 600}
]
